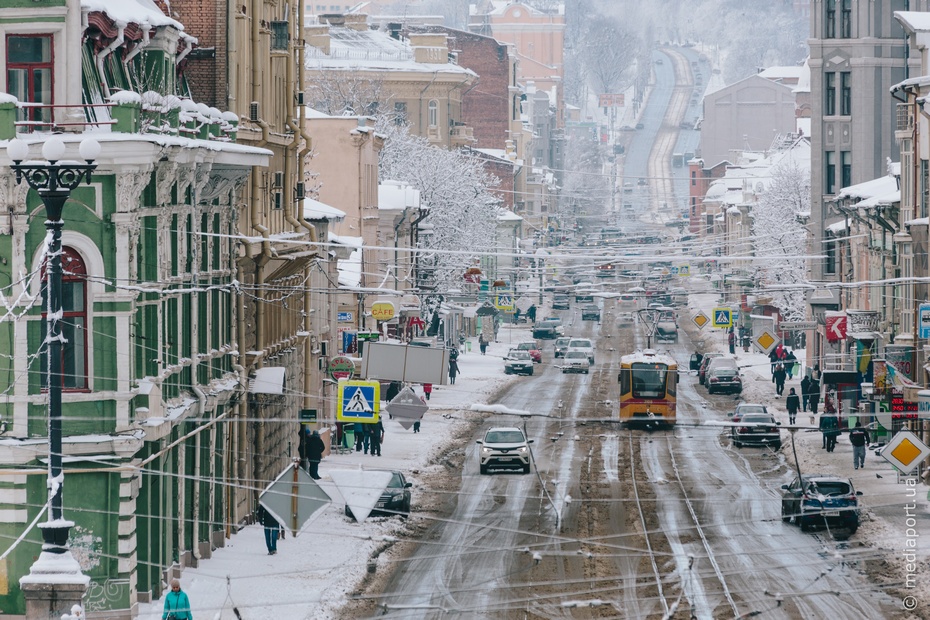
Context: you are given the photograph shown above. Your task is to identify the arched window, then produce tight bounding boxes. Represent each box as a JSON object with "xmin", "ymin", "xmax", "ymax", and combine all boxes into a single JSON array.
[
  {"xmin": 428, "ymin": 100, "xmax": 438, "ymax": 128},
  {"xmin": 41, "ymin": 247, "xmax": 88, "ymax": 390}
]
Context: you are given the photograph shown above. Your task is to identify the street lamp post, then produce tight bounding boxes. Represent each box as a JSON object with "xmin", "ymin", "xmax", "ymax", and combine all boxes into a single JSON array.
[{"xmin": 8, "ymin": 135, "xmax": 99, "ymax": 618}]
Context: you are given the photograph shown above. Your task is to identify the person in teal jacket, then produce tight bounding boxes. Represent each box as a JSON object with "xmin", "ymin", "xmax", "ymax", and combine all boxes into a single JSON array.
[{"xmin": 163, "ymin": 578, "xmax": 193, "ymax": 620}]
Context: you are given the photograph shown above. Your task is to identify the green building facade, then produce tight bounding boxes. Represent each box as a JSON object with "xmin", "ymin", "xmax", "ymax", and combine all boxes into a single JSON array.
[{"xmin": 0, "ymin": 1, "xmax": 270, "ymax": 616}]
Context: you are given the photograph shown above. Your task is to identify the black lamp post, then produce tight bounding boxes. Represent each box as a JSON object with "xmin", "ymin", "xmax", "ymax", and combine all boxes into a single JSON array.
[{"xmin": 7, "ymin": 135, "xmax": 98, "ymax": 552}]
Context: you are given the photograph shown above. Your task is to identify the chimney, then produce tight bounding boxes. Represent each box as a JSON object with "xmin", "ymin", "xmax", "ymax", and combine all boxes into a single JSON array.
[
  {"xmin": 387, "ymin": 22, "xmax": 402, "ymax": 40},
  {"xmin": 304, "ymin": 24, "xmax": 330, "ymax": 54},
  {"xmin": 344, "ymin": 14, "xmax": 369, "ymax": 31},
  {"xmin": 409, "ymin": 33, "xmax": 448, "ymax": 64}
]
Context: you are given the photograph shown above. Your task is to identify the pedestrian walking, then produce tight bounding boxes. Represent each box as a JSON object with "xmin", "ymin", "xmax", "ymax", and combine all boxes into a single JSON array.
[
  {"xmin": 808, "ymin": 379, "xmax": 820, "ymax": 415},
  {"xmin": 800, "ymin": 375, "xmax": 812, "ymax": 412},
  {"xmin": 385, "ymin": 380, "xmax": 402, "ymax": 402},
  {"xmin": 257, "ymin": 504, "xmax": 282, "ymax": 555},
  {"xmin": 786, "ymin": 388, "xmax": 800, "ymax": 425},
  {"xmin": 785, "ymin": 349, "xmax": 798, "ymax": 380},
  {"xmin": 773, "ymin": 363, "xmax": 787, "ymax": 396},
  {"xmin": 369, "ymin": 419, "xmax": 385, "ymax": 456},
  {"xmin": 422, "ymin": 382, "xmax": 432, "ymax": 401},
  {"xmin": 354, "ymin": 422, "xmax": 370, "ymax": 454},
  {"xmin": 514, "ymin": 307, "xmax": 521, "ymax": 323},
  {"xmin": 850, "ymin": 421, "xmax": 870, "ymax": 469},
  {"xmin": 413, "ymin": 419, "xmax": 421, "ymax": 433},
  {"xmin": 527, "ymin": 304, "xmax": 537, "ymax": 323},
  {"xmin": 448, "ymin": 358, "xmax": 459, "ymax": 385},
  {"xmin": 821, "ymin": 412, "xmax": 839, "ymax": 452},
  {"xmin": 297, "ymin": 425, "xmax": 310, "ymax": 472},
  {"xmin": 306, "ymin": 429, "xmax": 325, "ymax": 480},
  {"xmin": 163, "ymin": 578, "xmax": 193, "ymax": 620},
  {"xmin": 811, "ymin": 363, "xmax": 822, "ymax": 382},
  {"xmin": 479, "ymin": 333, "xmax": 488, "ymax": 355},
  {"xmin": 769, "ymin": 349, "xmax": 779, "ymax": 379},
  {"xmin": 728, "ymin": 329, "xmax": 735, "ymax": 354}
]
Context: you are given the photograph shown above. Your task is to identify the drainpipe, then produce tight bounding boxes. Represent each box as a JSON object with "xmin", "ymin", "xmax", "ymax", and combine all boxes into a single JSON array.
[
  {"xmin": 123, "ymin": 27, "xmax": 151, "ymax": 65},
  {"xmin": 191, "ymin": 386, "xmax": 206, "ymax": 561},
  {"xmin": 176, "ymin": 35, "xmax": 193, "ymax": 65},
  {"xmin": 96, "ymin": 25, "xmax": 125, "ymax": 100}
]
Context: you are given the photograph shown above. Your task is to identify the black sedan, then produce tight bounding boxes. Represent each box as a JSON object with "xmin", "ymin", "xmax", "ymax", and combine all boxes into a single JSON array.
[
  {"xmin": 345, "ymin": 470, "xmax": 412, "ymax": 519},
  {"xmin": 731, "ymin": 413, "xmax": 781, "ymax": 449}
]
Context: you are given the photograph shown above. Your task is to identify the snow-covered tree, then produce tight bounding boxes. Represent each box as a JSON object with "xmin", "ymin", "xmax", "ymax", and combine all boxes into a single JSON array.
[
  {"xmin": 377, "ymin": 122, "xmax": 500, "ymax": 293},
  {"xmin": 751, "ymin": 158, "xmax": 811, "ymax": 320},
  {"xmin": 305, "ymin": 69, "xmax": 388, "ymax": 118}
]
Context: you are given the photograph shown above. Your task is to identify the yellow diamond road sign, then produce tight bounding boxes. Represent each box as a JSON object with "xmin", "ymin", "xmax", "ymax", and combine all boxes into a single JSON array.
[
  {"xmin": 692, "ymin": 311, "xmax": 709, "ymax": 329},
  {"xmin": 880, "ymin": 430, "xmax": 930, "ymax": 475},
  {"xmin": 755, "ymin": 331, "xmax": 778, "ymax": 354}
]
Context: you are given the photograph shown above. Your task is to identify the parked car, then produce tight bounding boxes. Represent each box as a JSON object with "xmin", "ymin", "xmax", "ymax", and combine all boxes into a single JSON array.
[
  {"xmin": 574, "ymin": 293, "xmax": 595, "ymax": 303},
  {"xmin": 781, "ymin": 474, "xmax": 861, "ymax": 534},
  {"xmin": 730, "ymin": 412, "xmax": 780, "ymax": 448},
  {"xmin": 554, "ymin": 337, "xmax": 572, "ymax": 358},
  {"xmin": 504, "ymin": 350, "xmax": 534, "ymax": 375},
  {"xmin": 514, "ymin": 341, "xmax": 542, "ymax": 363},
  {"xmin": 581, "ymin": 305, "xmax": 601, "ymax": 321},
  {"xmin": 568, "ymin": 338, "xmax": 595, "ymax": 364},
  {"xmin": 477, "ymin": 427, "xmax": 534, "ymax": 474},
  {"xmin": 697, "ymin": 353, "xmax": 724, "ymax": 385},
  {"xmin": 733, "ymin": 403, "xmax": 769, "ymax": 418},
  {"xmin": 562, "ymin": 350, "xmax": 591, "ymax": 374},
  {"xmin": 344, "ymin": 470, "xmax": 412, "ymax": 519},
  {"xmin": 552, "ymin": 296, "xmax": 571, "ymax": 310},
  {"xmin": 707, "ymin": 364, "xmax": 742, "ymax": 395}
]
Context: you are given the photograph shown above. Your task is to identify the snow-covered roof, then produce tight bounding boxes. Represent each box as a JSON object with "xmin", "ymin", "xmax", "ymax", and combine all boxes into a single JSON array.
[
  {"xmin": 378, "ymin": 180, "xmax": 420, "ymax": 211},
  {"xmin": 890, "ymin": 75, "xmax": 930, "ymax": 93},
  {"xmin": 835, "ymin": 174, "xmax": 899, "ymax": 202},
  {"xmin": 826, "ymin": 219, "xmax": 849, "ymax": 233},
  {"xmin": 896, "ymin": 10, "xmax": 930, "ymax": 34},
  {"xmin": 305, "ymin": 26, "xmax": 476, "ymax": 77},
  {"xmin": 758, "ymin": 66, "xmax": 805, "ymax": 83},
  {"xmin": 303, "ymin": 197, "xmax": 346, "ymax": 221},
  {"xmin": 497, "ymin": 207, "xmax": 522, "ymax": 222},
  {"xmin": 328, "ymin": 231, "xmax": 364, "ymax": 248},
  {"xmin": 82, "ymin": 0, "xmax": 186, "ymax": 32},
  {"xmin": 793, "ymin": 59, "xmax": 811, "ymax": 94},
  {"xmin": 906, "ymin": 216, "xmax": 930, "ymax": 226},
  {"xmin": 474, "ymin": 148, "xmax": 522, "ymax": 167},
  {"xmin": 856, "ymin": 190, "xmax": 900, "ymax": 209}
]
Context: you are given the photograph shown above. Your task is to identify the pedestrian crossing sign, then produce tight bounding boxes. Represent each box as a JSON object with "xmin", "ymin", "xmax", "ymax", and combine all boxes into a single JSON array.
[
  {"xmin": 337, "ymin": 380, "xmax": 380, "ymax": 423},
  {"xmin": 495, "ymin": 294, "xmax": 514, "ymax": 311},
  {"xmin": 711, "ymin": 307, "xmax": 732, "ymax": 328},
  {"xmin": 677, "ymin": 265, "xmax": 690, "ymax": 277}
]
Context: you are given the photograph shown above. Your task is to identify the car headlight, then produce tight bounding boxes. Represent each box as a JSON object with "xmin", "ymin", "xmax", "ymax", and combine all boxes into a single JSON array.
[
  {"xmin": 481, "ymin": 447, "xmax": 492, "ymax": 454},
  {"xmin": 518, "ymin": 446, "xmax": 528, "ymax": 453}
]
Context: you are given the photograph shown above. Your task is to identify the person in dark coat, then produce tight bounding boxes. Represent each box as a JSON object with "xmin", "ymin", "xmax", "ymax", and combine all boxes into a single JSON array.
[
  {"xmin": 448, "ymin": 358, "xmax": 459, "ymax": 384},
  {"xmin": 306, "ymin": 429, "xmax": 325, "ymax": 480},
  {"xmin": 769, "ymin": 349, "xmax": 779, "ymax": 379},
  {"xmin": 850, "ymin": 421, "xmax": 870, "ymax": 469},
  {"xmin": 163, "ymin": 578, "xmax": 193, "ymax": 620},
  {"xmin": 257, "ymin": 504, "xmax": 282, "ymax": 555},
  {"xmin": 527, "ymin": 304, "xmax": 537, "ymax": 323},
  {"xmin": 385, "ymin": 381, "xmax": 402, "ymax": 403},
  {"xmin": 820, "ymin": 412, "xmax": 839, "ymax": 452},
  {"xmin": 785, "ymin": 350, "xmax": 798, "ymax": 379},
  {"xmin": 808, "ymin": 379, "xmax": 820, "ymax": 415},
  {"xmin": 297, "ymin": 426, "xmax": 310, "ymax": 472},
  {"xmin": 478, "ymin": 333, "xmax": 488, "ymax": 355},
  {"xmin": 728, "ymin": 329, "xmax": 735, "ymax": 354},
  {"xmin": 800, "ymin": 375, "xmax": 812, "ymax": 412},
  {"xmin": 785, "ymin": 388, "xmax": 801, "ymax": 424},
  {"xmin": 369, "ymin": 419, "xmax": 385, "ymax": 456},
  {"xmin": 354, "ymin": 422, "xmax": 370, "ymax": 454},
  {"xmin": 773, "ymin": 363, "xmax": 787, "ymax": 396}
]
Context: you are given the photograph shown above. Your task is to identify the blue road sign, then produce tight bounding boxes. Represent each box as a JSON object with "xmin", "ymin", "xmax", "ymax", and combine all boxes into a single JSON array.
[
  {"xmin": 920, "ymin": 303, "xmax": 930, "ymax": 339},
  {"xmin": 337, "ymin": 380, "xmax": 380, "ymax": 423},
  {"xmin": 711, "ymin": 307, "xmax": 732, "ymax": 328}
]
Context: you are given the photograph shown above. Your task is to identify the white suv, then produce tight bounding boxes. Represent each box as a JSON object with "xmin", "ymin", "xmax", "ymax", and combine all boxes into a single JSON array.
[
  {"xmin": 568, "ymin": 338, "xmax": 595, "ymax": 364},
  {"xmin": 477, "ymin": 427, "xmax": 534, "ymax": 474}
]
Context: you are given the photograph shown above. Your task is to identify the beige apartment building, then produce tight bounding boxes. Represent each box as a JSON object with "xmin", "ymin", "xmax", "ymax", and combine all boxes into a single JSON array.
[{"xmin": 304, "ymin": 14, "xmax": 477, "ymax": 148}]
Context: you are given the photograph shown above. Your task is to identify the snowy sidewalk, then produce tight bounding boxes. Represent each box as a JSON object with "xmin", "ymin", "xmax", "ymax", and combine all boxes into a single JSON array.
[{"xmin": 137, "ymin": 326, "xmax": 532, "ymax": 620}]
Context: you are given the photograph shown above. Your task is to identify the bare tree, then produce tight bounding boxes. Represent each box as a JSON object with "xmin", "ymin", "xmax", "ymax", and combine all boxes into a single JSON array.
[
  {"xmin": 305, "ymin": 69, "xmax": 390, "ymax": 118},
  {"xmin": 584, "ymin": 18, "xmax": 639, "ymax": 96}
]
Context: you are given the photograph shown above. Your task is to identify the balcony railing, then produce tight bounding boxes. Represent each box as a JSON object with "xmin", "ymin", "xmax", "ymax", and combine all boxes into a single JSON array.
[{"xmin": 897, "ymin": 102, "xmax": 913, "ymax": 133}]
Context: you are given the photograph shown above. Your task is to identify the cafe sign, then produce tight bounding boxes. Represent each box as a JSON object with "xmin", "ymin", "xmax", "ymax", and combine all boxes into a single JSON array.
[{"xmin": 371, "ymin": 301, "xmax": 396, "ymax": 321}]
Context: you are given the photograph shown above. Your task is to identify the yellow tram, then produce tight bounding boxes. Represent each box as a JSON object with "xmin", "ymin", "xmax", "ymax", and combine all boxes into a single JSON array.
[{"xmin": 618, "ymin": 350, "xmax": 678, "ymax": 427}]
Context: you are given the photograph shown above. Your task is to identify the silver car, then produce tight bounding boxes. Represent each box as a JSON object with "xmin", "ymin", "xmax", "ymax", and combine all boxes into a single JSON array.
[
  {"xmin": 562, "ymin": 350, "xmax": 591, "ymax": 374},
  {"xmin": 477, "ymin": 427, "xmax": 534, "ymax": 474}
]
